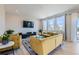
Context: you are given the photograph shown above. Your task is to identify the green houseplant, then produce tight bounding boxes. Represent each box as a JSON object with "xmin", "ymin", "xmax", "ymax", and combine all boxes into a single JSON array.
[
  {"xmin": 39, "ymin": 29, "xmax": 43, "ymax": 35},
  {"xmin": 1, "ymin": 34, "xmax": 9, "ymax": 44},
  {"xmin": 5, "ymin": 29, "xmax": 14, "ymax": 34},
  {"xmin": 0, "ymin": 30, "xmax": 14, "ymax": 44},
  {"xmin": 0, "ymin": 36, "xmax": 2, "ymax": 43}
]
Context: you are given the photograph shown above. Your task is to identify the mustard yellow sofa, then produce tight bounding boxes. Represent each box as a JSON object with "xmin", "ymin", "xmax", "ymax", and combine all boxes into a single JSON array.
[
  {"xmin": 0, "ymin": 34, "xmax": 21, "ymax": 52},
  {"xmin": 10, "ymin": 34, "xmax": 21, "ymax": 49},
  {"xmin": 30, "ymin": 34, "xmax": 63, "ymax": 55}
]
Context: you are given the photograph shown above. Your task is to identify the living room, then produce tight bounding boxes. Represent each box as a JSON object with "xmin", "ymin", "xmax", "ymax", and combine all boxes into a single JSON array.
[{"xmin": 1, "ymin": 4, "xmax": 79, "ymax": 55}]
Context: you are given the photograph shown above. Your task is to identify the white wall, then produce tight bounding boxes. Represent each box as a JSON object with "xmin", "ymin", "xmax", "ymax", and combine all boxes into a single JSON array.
[
  {"xmin": 5, "ymin": 14, "xmax": 21, "ymax": 33},
  {"xmin": 5, "ymin": 14, "xmax": 41, "ymax": 34},
  {"xmin": 0, "ymin": 5, "xmax": 5, "ymax": 35}
]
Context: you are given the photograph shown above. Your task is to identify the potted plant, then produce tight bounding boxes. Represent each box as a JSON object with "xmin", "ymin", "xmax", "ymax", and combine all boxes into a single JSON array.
[
  {"xmin": 0, "ymin": 36, "xmax": 2, "ymax": 43},
  {"xmin": 5, "ymin": 29, "xmax": 14, "ymax": 35},
  {"xmin": 39, "ymin": 29, "xmax": 43, "ymax": 35},
  {"xmin": 0, "ymin": 30, "xmax": 14, "ymax": 44},
  {"xmin": 2, "ymin": 34, "xmax": 9, "ymax": 45}
]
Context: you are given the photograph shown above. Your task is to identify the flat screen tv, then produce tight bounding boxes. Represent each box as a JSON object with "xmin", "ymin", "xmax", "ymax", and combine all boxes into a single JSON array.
[{"xmin": 23, "ymin": 21, "xmax": 34, "ymax": 28}]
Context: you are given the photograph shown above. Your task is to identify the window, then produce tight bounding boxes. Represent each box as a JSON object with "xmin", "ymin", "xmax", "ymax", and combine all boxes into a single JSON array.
[
  {"xmin": 77, "ymin": 19, "xmax": 79, "ymax": 30},
  {"xmin": 48, "ymin": 18, "xmax": 55, "ymax": 32},
  {"xmin": 56, "ymin": 16, "xmax": 65, "ymax": 33},
  {"xmin": 76, "ymin": 19, "xmax": 79, "ymax": 40},
  {"xmin": 42, "ymin": 16, "xmax": 65, "ymax": 33},
  {"xmin": 42, "ymin": 15, "xmax": 65, "ymax": 40},
  {"xmin": 42, "ymin": 20, "xmax": 47, "ymax": 31}
]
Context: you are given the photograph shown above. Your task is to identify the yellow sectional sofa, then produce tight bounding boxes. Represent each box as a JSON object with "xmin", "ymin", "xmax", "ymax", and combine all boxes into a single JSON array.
[
  {"xmin": 10, "ymin": 34, "xmax": 21, "ymax": 49},
  {"xmin": 30, "ymin": 34, "xmax": 63, "ymax": 55}
]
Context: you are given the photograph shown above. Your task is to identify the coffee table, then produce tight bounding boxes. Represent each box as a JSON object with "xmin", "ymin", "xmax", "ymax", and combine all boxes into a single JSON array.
[{"xmin": 0, "ymin": 41, "xmax": 15, "ymax": 55}]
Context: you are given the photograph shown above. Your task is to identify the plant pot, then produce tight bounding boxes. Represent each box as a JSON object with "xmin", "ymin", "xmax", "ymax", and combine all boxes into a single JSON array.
[
  {"xmin": 2, "ymin": 39, "xmax": 9, "ymax": 45},
  {"xmin": 0, "ymin": 39, "xmax": 2, "ymax": 43}
]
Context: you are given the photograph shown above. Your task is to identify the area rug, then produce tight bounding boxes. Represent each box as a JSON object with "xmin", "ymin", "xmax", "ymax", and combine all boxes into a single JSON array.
[{"xmin": 22, "ymin": 39, "xmax": 37, "ymax": 55}]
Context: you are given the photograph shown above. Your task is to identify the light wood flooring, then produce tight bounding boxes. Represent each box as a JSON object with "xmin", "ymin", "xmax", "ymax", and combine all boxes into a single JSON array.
[
  {"xmin": 14, "ymin": 43, "xmax": 30, "ymax": 55},
  {"xmin": 14, "ymin": 41, "xmax": 79, "ymax": 55}
]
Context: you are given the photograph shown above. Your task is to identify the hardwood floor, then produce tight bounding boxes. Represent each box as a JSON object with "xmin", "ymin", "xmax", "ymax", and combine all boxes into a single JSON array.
[
  {"xmin": 14, "ymin": 41, "xmax": 79, "ymax": 55},
  {"xmin": 52, "ymin": 41, "xmax": 79, "ymax": 55},
  {"xmin": 14, "ymin": 43, "xmax": 30, "ymax": 55}
]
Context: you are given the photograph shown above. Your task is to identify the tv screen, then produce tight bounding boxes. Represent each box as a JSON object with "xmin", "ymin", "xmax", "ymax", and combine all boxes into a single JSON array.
[{"xmin": 23, "ymin": 21, "xmax": 34, "ymax": 28}]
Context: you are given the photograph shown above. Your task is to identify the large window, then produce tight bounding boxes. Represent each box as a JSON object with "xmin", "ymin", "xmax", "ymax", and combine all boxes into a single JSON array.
[
  {"xmin": 48, "ymin": 18, "xmax": 55, "ymax": 32},
  {"xmin": 42, "ymin": 20, "xmax": 48, "ymax": 31},
  {"xmin": 76, "ymin": 19, "xmax": 79, "ymax": 40},
  {"xmin": 56, "ymin": 16, "xmax": 65, "ymax": 33},
  {"xmin": 42, "ymin": 15, "xmax": 65, "ymax": 33},
  {"xmin": 42, "ymin": 15, "xmax": 65, "ymax": 40}
]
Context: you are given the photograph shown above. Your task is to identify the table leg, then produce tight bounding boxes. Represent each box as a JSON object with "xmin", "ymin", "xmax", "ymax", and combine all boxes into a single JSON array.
[{"xmin": 12, "ymin": 46, "xmax": 14, "ymax": 55}]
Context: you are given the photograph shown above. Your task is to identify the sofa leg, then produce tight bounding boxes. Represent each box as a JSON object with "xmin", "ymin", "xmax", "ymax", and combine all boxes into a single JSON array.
[{"xmin": 60, "ymin": 44, "xmax": 62, "ymax": 47}]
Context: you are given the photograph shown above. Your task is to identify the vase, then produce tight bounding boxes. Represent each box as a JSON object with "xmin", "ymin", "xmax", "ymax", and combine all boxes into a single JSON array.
[
  {"xmin": 2, "ymin": 40, "xmax": 9, "ymax": 45},
  {"xmin": 0, "ymin": 39, "xmax": 2, "ymax": 43}
]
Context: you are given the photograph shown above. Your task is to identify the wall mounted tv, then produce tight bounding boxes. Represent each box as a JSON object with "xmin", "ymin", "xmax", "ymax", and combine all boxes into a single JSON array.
[{"xmin": 23, "ymin": 21, "xmax": 34, "ymax": 28}]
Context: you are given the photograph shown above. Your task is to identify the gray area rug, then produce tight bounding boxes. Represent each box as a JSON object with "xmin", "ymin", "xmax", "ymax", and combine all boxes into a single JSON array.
[
  {"xmin": 22, "ymin": 39, "xmax": 61, "ymax": 55},
  {"xmin": 22, "ymin": 39, "xmax": 37, "ymax": 55}
]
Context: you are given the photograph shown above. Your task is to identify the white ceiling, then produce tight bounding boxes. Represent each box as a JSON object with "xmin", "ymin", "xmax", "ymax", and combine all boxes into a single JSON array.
[{"xmin": 5, "ymin": 4, "xmax": 79, "ymax": 19}]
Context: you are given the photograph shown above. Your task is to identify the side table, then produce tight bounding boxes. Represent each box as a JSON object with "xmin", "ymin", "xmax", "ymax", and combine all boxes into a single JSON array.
[{"xmin": 0, "ymin": 41, "xmax": 15, "ymax": 55}]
